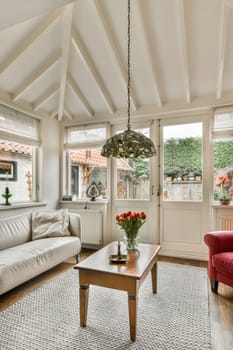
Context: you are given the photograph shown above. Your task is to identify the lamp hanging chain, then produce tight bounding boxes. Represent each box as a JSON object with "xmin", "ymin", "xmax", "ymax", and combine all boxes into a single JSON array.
[{"xmin": 127, "ymin": 0, "xmax": 131, "ymax": 130}]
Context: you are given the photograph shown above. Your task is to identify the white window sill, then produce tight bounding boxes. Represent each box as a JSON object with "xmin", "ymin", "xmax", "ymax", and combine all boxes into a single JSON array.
[
  {"xmin": 0, "ymin": 201, "xmax": 47, "ymax": 211},
  {"xmin": 212, "ymin": 203, "xmax": 233, "ymax": 208},
  {"xmin": 60, "ymin": 199, "xmax": 109, "ymax": 205}
]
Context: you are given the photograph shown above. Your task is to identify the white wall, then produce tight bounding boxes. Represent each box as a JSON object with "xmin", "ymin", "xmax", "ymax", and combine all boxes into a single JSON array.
[{"xmin": 41, "ymin": 117, "xmax": 60, "ymax": 210}]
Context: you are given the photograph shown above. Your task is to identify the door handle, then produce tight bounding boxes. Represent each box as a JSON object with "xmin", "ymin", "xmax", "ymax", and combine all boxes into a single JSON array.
[
  {"xmin": 157, "ymin": 185, "xmax": 161, "ymax": 197},
  {"xmin": 152, "ymin": 185, "xmax": 161, "ymax": 196},
  {"xmin": 152, "ymin": 185, "xmax": 155, "ymax": 195}
]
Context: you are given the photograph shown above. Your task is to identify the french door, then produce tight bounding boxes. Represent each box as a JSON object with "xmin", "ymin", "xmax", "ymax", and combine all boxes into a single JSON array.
[
  {"xmin": 159, "ymin": 116, "xmax": 211, "ymax": 260},
  {"xmin": 111, "ymin": 121, "xmax": 160, "ymax": 245}
]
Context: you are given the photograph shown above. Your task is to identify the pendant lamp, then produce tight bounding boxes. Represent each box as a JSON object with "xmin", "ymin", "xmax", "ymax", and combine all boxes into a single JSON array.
[{"xmin": 101, "ymin": 0, "xmax": 156, "ymax": 159}]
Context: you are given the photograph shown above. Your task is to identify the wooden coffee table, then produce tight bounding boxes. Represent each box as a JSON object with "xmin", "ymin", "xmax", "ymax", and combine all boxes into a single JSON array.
[{"xmin": 74, "ymin": 242, "xmax": 161, "ymax": 341}]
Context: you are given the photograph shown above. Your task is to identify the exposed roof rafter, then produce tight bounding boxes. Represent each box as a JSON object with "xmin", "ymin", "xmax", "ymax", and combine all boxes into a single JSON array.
[
  {"xmin": 0, "ymin": 0, "xmax": 232, "ymax": 124},
  {"xmin": 0, "ymin": 0, "xmax": 75, "ymax": 31},
  {"xmin": 0, "ymin": 88, "xmax": 49, "ymax": 119},
  {"xmin": 177, "ymin": 0, "xmax": 190, "ymax": 103},
  {"xmin": 67, "ymin": 75, "xmax": 94, "ymax": 117},
  {"xmin": 57, "ymin": 3, "xmax": 74, "ymax": 121},
  {"xmin": 64, "ymin": 108, "xmax": 73, "ymax": 120},
  {"xmin": 33, "ymin": 84, "xmax": 59, "ymax": 111},
  {"xmin": 93, "ymin": 0, "xmax": 138, "ymax": 111},
  {"xmin": 0, "ymin": 7, "xmax": 63, "ymax": 75},
  {"xmin": 134, "ymin": 0, "xmax": 162, "ymax": 107},
  {"xmin": 216, "ymin": 0, "xmax": 228, "ymax": 99},
  {"xmin": 50, "ymin": 109, "xmax": 58, "ymax": 119},
  {"xmin": 12, "ymin": 50, "xmax": 62, "ymax": 101},
  {"xmin": 71, "ymin": 29, "xmax": 115, "ymax": 114}
]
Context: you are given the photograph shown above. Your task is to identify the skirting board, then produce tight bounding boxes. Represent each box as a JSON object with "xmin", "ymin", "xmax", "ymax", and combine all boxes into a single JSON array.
[{"xmin": 159, "ymin": 248, "xmax": 208, "ymax": 261}]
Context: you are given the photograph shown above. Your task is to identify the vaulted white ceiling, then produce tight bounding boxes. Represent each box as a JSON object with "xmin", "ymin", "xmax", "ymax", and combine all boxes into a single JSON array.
[{"xmin": 1, "ymin": 0, "xmax": 233, "ymax": 124}]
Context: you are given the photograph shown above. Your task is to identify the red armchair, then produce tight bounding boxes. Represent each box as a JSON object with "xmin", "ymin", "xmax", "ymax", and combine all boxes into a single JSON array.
[{"xmin": 204, "ymin": 231, "xmax": 233, "ymax": 293}]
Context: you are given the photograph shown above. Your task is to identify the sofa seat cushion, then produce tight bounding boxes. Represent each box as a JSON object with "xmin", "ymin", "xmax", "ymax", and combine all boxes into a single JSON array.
[
  {"xmin": 0, "ymin": 236, "xmax": 81, "ymax": 295},
  {"xmin": 212, "ymin": 252, "xmax": 233, "ymax": 275}
]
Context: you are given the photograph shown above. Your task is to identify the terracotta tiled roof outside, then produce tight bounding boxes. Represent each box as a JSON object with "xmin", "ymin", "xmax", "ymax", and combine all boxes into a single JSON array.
[
  {"xmin": 0, "ymin": 142, "xmax": 132, "ymax": 171},
  {"xmin": 71, "ymin": 149, "xmax": 132, "ymax": 171},
  {"xmin": 0, "ymin": 141, "xmax": 32, "ymax": 155},
  {"xmin": 0, "ymin": 163, "xmax": 11, "ymax": 170}
]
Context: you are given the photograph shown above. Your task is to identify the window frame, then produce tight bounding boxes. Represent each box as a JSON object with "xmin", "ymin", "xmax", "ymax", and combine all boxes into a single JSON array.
[
  {"xmin": 212, "ymin": 107, "xmax": 233, "ymax": 202},
  {"xmin": 0, "ymin": 105, "xmax": 41, "ymax": 204},
  {"xmin": 63, "ymin": 123, "xmax": 110, "ymax": 200}
]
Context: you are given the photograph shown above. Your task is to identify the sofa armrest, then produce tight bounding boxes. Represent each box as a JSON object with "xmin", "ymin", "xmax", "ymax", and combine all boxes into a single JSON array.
[
  {"xmin": 204, "ymin": 231, "xmax": 233, "ymax": 254},
  {"xmin": 69, "ymin": 213, "xmax": 81, "ymax": 238}
]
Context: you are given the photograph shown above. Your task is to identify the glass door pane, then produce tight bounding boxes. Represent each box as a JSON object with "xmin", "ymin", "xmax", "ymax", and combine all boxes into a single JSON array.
[
  {"xmin": 162, "ymin": 123, "xmax": 203, "ymax": 201},
  {"xmin": 213, "ymin": 139, "xmax": 233, "ymax": 201},
  {"xmin": 69, "ymin": 148, "xmax": 107, "ymax": 200},
  {"xmin": 116, "ymin": 158, "xmax": 150, "ymax": 199},
  {"xmin": 116, "ymin": 128, "xmax": 151, "ymax": 200}
]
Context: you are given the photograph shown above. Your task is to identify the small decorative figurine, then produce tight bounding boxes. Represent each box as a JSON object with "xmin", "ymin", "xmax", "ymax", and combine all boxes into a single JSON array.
[{"xmin": 2, "ymin": 187, "xmax": 12, "ymax": 205}]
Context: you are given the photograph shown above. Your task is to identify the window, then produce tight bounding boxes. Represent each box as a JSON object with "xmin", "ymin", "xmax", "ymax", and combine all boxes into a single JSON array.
[
  {"xmin": 212, "ymin": 110, "xmax": 233, "ymax": 201},
  {"xmin": 66, "ymin": 126, "xmax": 106, "ymax": 144},
  {"xmin": 163, "ymin": 123, "xmax": 203, "ymax": 201},
  {"xmin": 0, "ymin": 105, "xmax": 40, "ymax": 203},
  {"xmin": 69, "ymin": 148, "xmax": 107, "ymax": 200},
  {"xmin": 65, "ymin": 125, "xmax": 108, "ymax": 200},
  {"xmin": 116, "ymin": 128, "xmax": 151, "ymax": 200},
  {"xmin": 0, "ymin": 141, "xmax": 34, "ymax": 202}
]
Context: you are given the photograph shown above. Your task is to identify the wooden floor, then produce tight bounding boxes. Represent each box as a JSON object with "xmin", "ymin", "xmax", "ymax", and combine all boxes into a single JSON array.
[{"xmin": 0, "ymin": 251, "xmax": 233, "ymax": 350}]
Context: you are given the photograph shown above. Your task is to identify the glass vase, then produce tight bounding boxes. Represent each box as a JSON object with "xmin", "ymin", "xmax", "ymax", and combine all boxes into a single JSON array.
[{"xmin": 124, "ymin": 229, "xmax": 139, "ymax": 250}]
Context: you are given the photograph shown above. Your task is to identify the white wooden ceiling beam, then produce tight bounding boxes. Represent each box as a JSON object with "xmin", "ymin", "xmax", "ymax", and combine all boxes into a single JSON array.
[
  {"xmin": 57, "ymin": 4, "xmax": 74, "ymax": 121},
  {"xmin": 216, "ymin": 0, "xmax": 228, "ymax": 99},
  {"xmin": 0, "ymin": 8, "xmax": 63, "ymax": 75},
  {"xmin": 93, "ymin": 0, "xmax": 138, "ymax": 111},
  {"xmin": 0, "ymin": 0, "xmax": 76, "ymax": 31},
  {"xmin": 71, "ymin": 29, "xmax": 115, "ymax": 114},
  {"xmin": 134, "ymin": 1, "xmax": 162, "ymax": 107},
  {"xmin": 50, "ymin": 109, "xmax": 58, "ymax": 119},
  {"xmin": 12, "ymin": 50, "xmax": 61, "ymax": 101},
  {"xmin": 64, "ymin": 108, "xmax": 73, "ymax": 120},
  {"xmin": 177, "ymin": 0, "xmax": 190, "ymax": 103},
  {"xmin": 67, "ymin": 75, "xmax": 93, "ymax": 117},
  {"xmin": 135, "ymin": 91, "xmax": 233, "ymax": 119},
  {"xmin": 64, "ymin": 91, "xmax": 233, "ymax": 125},
  {"xmin": 33, "ymin": 84, "xmax": 59, "ymax": 111},
  {"xmin": 0, "ymin": 88, "xmax": 49, "ymax": 119}
]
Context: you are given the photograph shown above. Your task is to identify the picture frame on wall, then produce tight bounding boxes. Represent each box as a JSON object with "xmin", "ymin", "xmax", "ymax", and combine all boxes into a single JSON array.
[{"xmin": 0, "ymin": 160, "xmax": 17, "ymax": 181}]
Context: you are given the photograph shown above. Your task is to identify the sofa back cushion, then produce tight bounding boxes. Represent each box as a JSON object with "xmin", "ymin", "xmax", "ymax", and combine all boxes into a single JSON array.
[
  {"xmin": 0, "ymin": 213, "xmax": 32, "ymax": 250},
  {"xmin": 32, "ymin": 209, "xmax": 70, "ymax": 240}
]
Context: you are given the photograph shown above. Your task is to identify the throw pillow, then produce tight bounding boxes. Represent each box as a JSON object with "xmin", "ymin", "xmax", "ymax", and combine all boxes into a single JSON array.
[{"xmin": 32, "ymin": 209, "xmax": 70, "ymax": 240}]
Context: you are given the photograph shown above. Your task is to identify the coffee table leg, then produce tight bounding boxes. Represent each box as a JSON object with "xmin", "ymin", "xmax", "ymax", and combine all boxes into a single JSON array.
[
  {"xmin": 151, "ymin": 262, "xmax": 158, "ymax": 294},
  {"xmin": 128, "ymin": 294, "xmax": 138, "ymax": 341},
  {"xmin": 80, "ymin": 285, "xmax": 89, "ymax": 327}
]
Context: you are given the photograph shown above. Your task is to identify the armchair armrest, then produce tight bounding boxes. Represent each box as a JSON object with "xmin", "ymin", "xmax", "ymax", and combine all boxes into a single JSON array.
[
  {"xmin": 68, "ymin": 213, "xmax": 81, "ymax": 238},
  {"xmin": 204, "ymin": 231, "xmax": 233, "ymax": 255}
]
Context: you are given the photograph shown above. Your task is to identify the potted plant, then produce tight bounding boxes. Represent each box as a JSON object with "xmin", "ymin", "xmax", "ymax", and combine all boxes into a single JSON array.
[{"xmin": 216, "ymin": 175, "xmax": 231, "ymax": 205}]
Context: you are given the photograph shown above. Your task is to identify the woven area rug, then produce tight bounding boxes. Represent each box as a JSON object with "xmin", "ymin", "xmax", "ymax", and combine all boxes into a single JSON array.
[{"xmin": 0, "ymin": 262, "xmax": 211, "ymax": 350}]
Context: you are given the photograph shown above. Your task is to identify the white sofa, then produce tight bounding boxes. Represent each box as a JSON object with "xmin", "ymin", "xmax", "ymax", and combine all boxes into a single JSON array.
[{"xmin": 0, "ymin": 209, "xmax": 81, "ymax": 295}]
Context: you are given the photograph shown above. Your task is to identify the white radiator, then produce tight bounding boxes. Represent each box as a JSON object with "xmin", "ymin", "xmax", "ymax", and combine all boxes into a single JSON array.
[
  {"xmin": 70, "ymin": 209, "xmax": 102, "ymax": 245},
  {"xmin": 221, "ymin": 216, "xmax": 233, "ymax": 231}
]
